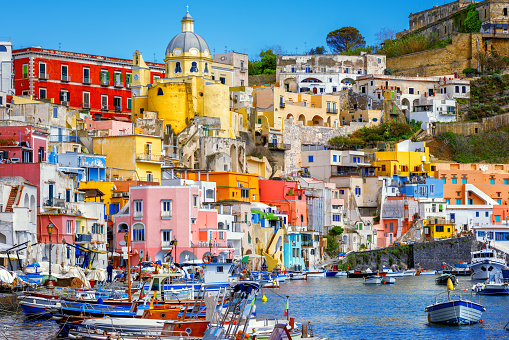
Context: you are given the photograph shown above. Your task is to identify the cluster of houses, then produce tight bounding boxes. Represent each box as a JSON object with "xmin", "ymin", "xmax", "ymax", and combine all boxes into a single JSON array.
[{"xmin": 0, "ymin": 9, "xmax": 508, "ymax": 273}]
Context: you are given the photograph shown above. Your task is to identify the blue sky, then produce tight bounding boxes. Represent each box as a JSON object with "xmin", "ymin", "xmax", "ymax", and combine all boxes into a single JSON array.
[{"xmin": 4, "ymin": 0, "xmax": 450, "ymax": 61}]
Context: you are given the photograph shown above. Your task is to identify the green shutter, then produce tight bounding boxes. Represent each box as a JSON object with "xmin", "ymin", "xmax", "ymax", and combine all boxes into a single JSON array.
[
  {"xmin": 120, "ymin": 73, "xmax": 123, "ymax": 82},
  {"xmin": 107, "ymin": 71, "xmax": 109, "ymax": 81}
]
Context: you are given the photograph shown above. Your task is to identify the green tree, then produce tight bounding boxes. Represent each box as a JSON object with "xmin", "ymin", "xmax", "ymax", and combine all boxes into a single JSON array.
[
  {"xmin": 248, "ymin": 49, "xmax": 277, "ymax": 75},
  {"xmin": 326, "ymin": 27, "xmax": 366, "ymax": 53},
  {"xmin": 309, "ymin": 46, "xmax": 326, "ymax": 54},
  {"xmin": 464, "ymin": 4, "xmax": 482, "ymax": 33}
]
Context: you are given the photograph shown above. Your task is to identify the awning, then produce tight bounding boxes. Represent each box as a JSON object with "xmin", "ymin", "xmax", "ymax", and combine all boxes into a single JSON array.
[{"xmin": 78, "ymin": 188, "xmax": 105, "ymax": 198}]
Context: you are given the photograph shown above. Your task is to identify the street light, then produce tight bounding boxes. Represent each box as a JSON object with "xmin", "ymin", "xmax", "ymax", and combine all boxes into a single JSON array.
[
  {"xmin": 173, "ymin": 239, "xmax": 178, "ymax": 264},
  {"xmin": 46, "ymin": 223, "xmax": 54, "ymax": 289},
  {"xmin": 209, "ymin": 240, "xmax": 212, "ymax": 255},
  {"xmin": 124, "ymin": 231, "xmax": 131, "ymax": 302}
]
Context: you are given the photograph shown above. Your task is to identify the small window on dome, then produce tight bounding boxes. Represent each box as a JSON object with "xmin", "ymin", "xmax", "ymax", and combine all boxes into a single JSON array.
[
  {"xmin": 190, "ymin": 62, "xmax": 199, "ymax": 73},
  {"xmin": 157, "ymin": 88, "xmax": 163, "ymax": 96},
  {"xmin": 204, "ymin": 63, "xmax": 209, "ymax": 73},
  {"xmin": 174, "ymin": 62, "xmax": 182, "ymax": 74}
]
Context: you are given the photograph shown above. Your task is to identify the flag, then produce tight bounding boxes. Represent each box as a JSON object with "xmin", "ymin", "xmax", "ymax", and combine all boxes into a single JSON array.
[{"xmin": 284, "ymin": 296, "xmax": 289, "ymax": 318}]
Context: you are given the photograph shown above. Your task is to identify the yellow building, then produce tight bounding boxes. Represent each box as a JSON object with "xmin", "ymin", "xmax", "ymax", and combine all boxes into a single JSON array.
[
  {"xmin": 246, "ymin": 155, "xmax": 272, "ymax": 179},
  {"xmin": 92, "ymin": 135, "xmax": 162, "ymax": 182},
  {"xmin": 131, "ymin": 10, "xmax": 237, "ymax": 138},
  {"xmin": 372, "ymin": 140, "xmax": 436, "ymax": 177},
  {"xmin": 424, "ymin": 218, "xmax": 456, "ymax": 239}
]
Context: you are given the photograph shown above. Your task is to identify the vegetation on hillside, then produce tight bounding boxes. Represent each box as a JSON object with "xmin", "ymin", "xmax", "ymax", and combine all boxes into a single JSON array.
[
  {"xmin": 328, "ymin": 121, "xmax": 421, "ymax": 148},
  {"xmin": 325, "ymin": 226, "xmax": 344, "ymax": 256},
  {"xmin": 379, "ymin": 33, "xmax": 452, "ymax": 58},
  {"xmin": 466, "ymin": 74, "xmax": 509, "ymax": 120},
  {"xmin": 438, "ymin": 131, "xmax": 509, "ymax": 163},
  {"xmin": 248, "ymin": 49, "xmax": 277, "ymax": 75}
]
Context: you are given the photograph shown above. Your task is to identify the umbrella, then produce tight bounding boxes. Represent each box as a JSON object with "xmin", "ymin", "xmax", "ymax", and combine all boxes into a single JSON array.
[{"xmin": 336, "ymin": 252, "xmax": 346, "ymax": 257}]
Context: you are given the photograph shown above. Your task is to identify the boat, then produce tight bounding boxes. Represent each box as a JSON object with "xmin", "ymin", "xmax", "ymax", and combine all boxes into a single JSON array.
[
  {"xmin": 288, "ymin": 272, "xmax": 307, "ymax": 280},
  {"xmin": 364, "ymin": 275, "xmax": 382, "ymax": 284},
  {"xmin": 472, "ymin": 272, "xmax": 509, "ymax": 295},
  {"xmin": 470, "ymin": 242, "xmax": 507, "ymax": 280},
  {"xmin": 502, "ymin": 267, "xmax": 509, "ymax": 279},
  {"xmin": 425, "ymin": 278, "xmax": 485, "ymax": 325},
  {"xmin": 347, "ymin": 270, "xmax": 385, "ymax": 278},
  {"xmin": 435, "ymin": 274, "xmax": 458, "ymax": 286},
  {"xmin": 19, "ymin": 296, "xmax": 62, "ymax": 317},
  {"xmin": 402, "ymin": 269, "xmax": 417, "ymax": 276},
  {"xmin": 326, "ymin": 271, "xmax": 339, "ymax": 277},
  {"xmin": 305, "ymin": 270, "xmax": 326, "ymax": 278},
  {"xmin": 442, "ymin": 262, "xmax": 472, "ymax": 276},
  {"xmin": 382, "ymin": 276, "xmax": 396, "ymax": 284},
  {"xmin": 419, "ymin": 270, "xmax": 437, "ymax": 275}
]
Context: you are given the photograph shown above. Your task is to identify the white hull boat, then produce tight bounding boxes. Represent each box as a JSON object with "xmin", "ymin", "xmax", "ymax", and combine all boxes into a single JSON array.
[
  {"xmin": 289, "ymin": 273, "xmax": 307, "ymax": 280},
  {"xmin": 470, "ymin": 243, "xmax": 507, "ymax": 280},
  {"xmin": 81, "ymin": 318, "xmax": 165, "ymax": 334},
  {"xmin": 382, "ymin": 277, "xmax": 396, "ymax": 284},
  {"xmin": 425, "ymin": 294, "xmax": 485, "ymax": 325},
  {"xmin": 305, "ymin": 271, "xmax": 326, "ymax": 278},
  {"xmin": 472, "ymin": 273, "xmax": 509, "ymax": 295},
  {"xmin": 419, "ymin": 270, "xmax": 437, "ymax": 275},
  {"xmin": 403, "ymin": 270, "xmax": 416, "ymax": 276},
  {"xmin": 385, "ymin": 272, "xmax": 404, "ymax": 277},
  {"xmin": 364, "ymin": 276, "xmax": 382, "ymax": 284}
]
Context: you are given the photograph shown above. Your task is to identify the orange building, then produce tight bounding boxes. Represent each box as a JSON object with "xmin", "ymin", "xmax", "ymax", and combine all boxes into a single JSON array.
[
  {"xmin": 492, "ymin": 205, "xmax": 509, "ymax": 223},
  {"xmin": 258, "ymin": 180, "xmax": 308, "ymax": 231},
  {"xmin": 435, "ymin": 163, "xmax": 508, "ymax": 206}
]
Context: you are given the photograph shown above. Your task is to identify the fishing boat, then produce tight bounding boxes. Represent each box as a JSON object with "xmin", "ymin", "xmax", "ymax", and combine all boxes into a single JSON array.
[
  {"xmin": 305, "ymin": 270, "xmax": 326, "ymax": 278},
  {"xmin": 435, "ymin": 274, "xmax": 458, "ymax": 286},
  {"xmin": 402, "ymin": 269, "xmax": 417, "ymax": 276},
  {"xmin": 383, "ymin": 268, "xmax": 404, "ymax": 277},
  {"xmin": 419, "ymin": 270, "xmax": 437, "ymax": 275},
  {"xmin": 382, "ymin": 276, "xmax": 396, "ymax": 284},
  {"xmin": 288, "ymin": 272, "xmax": 307, "ymax": 280},
  {"xmin": 364, "ymin": 275, "xmax": 382, "ymax": 284},
  {"xmin": 19, "ymin": 296, "xmax": 62, "ymax": 317},
  {"xmin": 442, "ymin": 262, "xmax": 472, "ymax": 276},
  {"xmin": 425, "ymin": 278, "xmax": 485, "ymax": 325},
  {"xmin": 347, "ymin": 270, "xmax": 385, "ymax": 278},
  {"xmin": 472, "ymin": 272, "xmax": 509, "ymax": 295},
  {"xmin": 470, "ymin": 243, "xmax": 507, "ymax": 280}
]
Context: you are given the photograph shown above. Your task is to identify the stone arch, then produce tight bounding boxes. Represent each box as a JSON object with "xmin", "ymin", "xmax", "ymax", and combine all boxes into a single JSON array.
[
  {"xmin": 245, "ymin": 249, "xmax": 252, "ymax": 255},
  {"xmin": 312, "ymin": 115, "xmax": 324, "ymax": 126},
  {"xmin": 155, "ymin": 250, "xmax": 170, "ymax": 263},
  {"xmin": 230, "ymin": 145, "xmax": 238, "ymax": 173},
  {"xmin": 283, "ymin": 77, "xmax": 298, "ymax": 92},
  {"xmin": 24, "ymin": 193, "xmax": 29, "ymax": 208},
  {"xmin": 413, "ymin": 99, "xmax": 419, "ymax": 108},
  {"xmin": 402, "ymin": 98, "xmax": 410, "ymax": 109},
  {"xmin": 298, "ymin": 114, "xmax": 306, "ymax": 125},
  {"xmin": 157, "ymin": 88, "xmax": 164, "ymax": 96}
]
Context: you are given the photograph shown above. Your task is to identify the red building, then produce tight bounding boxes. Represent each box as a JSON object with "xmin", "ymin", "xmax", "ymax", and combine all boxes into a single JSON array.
[
  {"xmin": 12, "ymin": 47, "xmax": 165, "ymax": 120},
  {"xmin": 0, "ymin": 125, "xmax": 49, "ymax": 163}
]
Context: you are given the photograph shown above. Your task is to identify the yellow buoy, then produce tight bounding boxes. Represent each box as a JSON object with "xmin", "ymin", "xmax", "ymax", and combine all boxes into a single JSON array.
[
  {"xmin": 261, "ymin": 294, "xmax": 267, "ymax": 303},
  {"xmin": 447, "ymin": 278, "xmax": 454, "ymax": 291}
]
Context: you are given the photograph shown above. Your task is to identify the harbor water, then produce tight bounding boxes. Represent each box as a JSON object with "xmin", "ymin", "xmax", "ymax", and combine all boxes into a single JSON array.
[{"xmin": 1, "ymin": 275, "xmax": 509, "ymax": 339}]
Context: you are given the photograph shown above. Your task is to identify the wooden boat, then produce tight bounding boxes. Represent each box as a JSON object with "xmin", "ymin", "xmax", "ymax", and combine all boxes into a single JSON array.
[
  {"xmin": 19, "ymin": 296, "xmax": 61, "ymax": 317},
  {"xmin": 419, "ymin": 270, "xmax": 437, "ymax": 275},
  {"xmin": 402, "ymin": 269, "xmax": 417, "ymax": 276},
  {"xmin": 425, "ymin": 292, "xmax": 485, "ymax": 325},
  {"xmin": 348, "ymin": 271, "xmax": 386, "ymax": 278},
  {"xmin": 364, "ymin": 275, "xmax": 382, "ymax": 284},
  {"xmin": 435, "ymin": 274, "xmax": 458, "ymax": 286},
  {"xmin": 305, "ymin": 270, "xmax": 326, "ymax": 278}
]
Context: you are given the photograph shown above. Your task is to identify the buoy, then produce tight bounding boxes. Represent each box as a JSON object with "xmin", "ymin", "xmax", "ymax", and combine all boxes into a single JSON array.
[
  {"xmin": 447, "ymin": 278, "xmax": 454, "ymax": 291},
  {"xmin": 37, "ymin": 324, "xmax": 41, "ymax": 327},
  {"xmin": 479, "ymin": 318, "xmax": 484, "ymax": 323},
  {"xmin": 262, "ymin": 294, "xmax": 267, "ymax": 303}
]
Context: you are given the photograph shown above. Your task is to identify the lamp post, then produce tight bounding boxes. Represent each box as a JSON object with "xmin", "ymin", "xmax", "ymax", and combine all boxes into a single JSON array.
[
  {"xmin": 173, "ymin": 239, "xmax": 178, "ymax": 264},
  {"xmin": 209, "ymin": 240, "xmax": 212, "ymax": 256},
  {"xmin": 46, "ymin": 223, "xmax": 54, "ymax": 289},
  {"xmin": 124, "ymin": 231, "xmax": 131, "ymax": 302}
]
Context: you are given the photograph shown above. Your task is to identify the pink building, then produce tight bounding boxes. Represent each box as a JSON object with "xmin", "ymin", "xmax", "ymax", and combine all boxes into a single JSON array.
[
  {"xmin": 114, "ymin": 185, "xmax": 222, "ymax": 264},
  {"xmin": 0, "ymin": 125, "xmax": 49, "ymax": 163},
  {"xmin": 84, "ymin": 117, "xmax": 132, "ymax": 136}
]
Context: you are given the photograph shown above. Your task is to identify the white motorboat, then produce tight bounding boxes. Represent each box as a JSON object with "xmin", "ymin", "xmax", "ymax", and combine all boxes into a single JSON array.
[
  {"xmin": 472, "ymin": 272, "xmax": 509, "ymax": 295},
  {"xmin": 419, "ymin": 270, "xmax": 437, "ymax": 275},
  {"xmin": 305, "ymin": 270, "xmax": 326, "ymax": 278},
  {"xmin": 402, "ymin": 269, "xmax": 417, "ymax": 276},
  {"xmin": 364, "ymin": 275, "xmax": 382, "ymax": 284},
  {"xmin": 382, "ymin": 276, "xmax": 396, "ymax": 284},
  {"xmin": 289, "ymin": 272, "xmax": 307, "ymax": 280},
  {"xmin": 470, "ymin": 242, "xmax": 507, "ymax": 280}
]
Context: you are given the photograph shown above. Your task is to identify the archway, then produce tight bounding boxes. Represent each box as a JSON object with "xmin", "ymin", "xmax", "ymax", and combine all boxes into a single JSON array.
[
  {"xmin": 312, "ymin": 115, "xmax": 324, "ymax": 126},
  {"xmin": 24, "ymin": 194, "xmax": 29, "ymax": 208},
  {"xmin": 179, "ymin": 250, "xmax": 196, "ymax": 263},
  {"xmin": 298, "ymin": 114, "xmax": 306, "ymax": 125},
  {"xmin": 286, "ymin": 113, "xmax": 294, "ymax": 124},
  {"xmin": 155, "ymin": 250, "xmax": 170, "ymax": 263},
  {"xmin": 327, "ymin": 116, "xmax": 331, "ymax": 127},
  {"xmin": 230, "ymin": 145, "xmax": 238, "ymax": 173},
  {"xmin": 117, "ymin": 223, "xmax": 129, "ymax": 233},
  {"xmin": 413, "ymin": 99, "xmax": 419, "ymax": 109},
  {"xmin": 245, "ymin": 249, "xmax": 252, "ymax": 255}
]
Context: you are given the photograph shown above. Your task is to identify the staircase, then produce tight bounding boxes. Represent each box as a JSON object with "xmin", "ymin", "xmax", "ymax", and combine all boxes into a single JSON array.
[{"xmin": 5, "ymin": 186, "xmax": 20, "ymax": 212}]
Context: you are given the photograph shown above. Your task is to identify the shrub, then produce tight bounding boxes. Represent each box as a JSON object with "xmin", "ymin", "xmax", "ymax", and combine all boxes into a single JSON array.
[{"xmin": 463, "ymin": 67, "xmax": 477, "ymax": 75}]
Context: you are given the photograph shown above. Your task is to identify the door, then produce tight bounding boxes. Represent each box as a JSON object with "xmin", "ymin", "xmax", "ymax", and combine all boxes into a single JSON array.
[{"xmin": 48, "ymin": 184, "xmax": 54, "ymax": 205}]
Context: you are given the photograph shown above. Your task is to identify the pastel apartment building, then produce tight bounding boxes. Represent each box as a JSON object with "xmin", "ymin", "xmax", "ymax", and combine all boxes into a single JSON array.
[{"xmin": 373, "ymin": 141, "xmax": 436, "ymax": 178}]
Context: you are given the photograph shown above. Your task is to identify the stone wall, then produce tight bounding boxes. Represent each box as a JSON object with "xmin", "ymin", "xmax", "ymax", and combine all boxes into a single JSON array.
[
  {"xmin": 434, "ymin": 111, "xmax": 509, "ymax": 135},
  {"xmin": 249, "ymin": 74, "xmax": 277, "ymax": 86},
  {"xmin": 282, "ymin": 121, "xmax": 368, "ymax": 174}
]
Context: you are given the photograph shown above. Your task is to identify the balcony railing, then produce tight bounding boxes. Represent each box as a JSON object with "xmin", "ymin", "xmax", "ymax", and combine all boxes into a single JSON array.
[
  {"xmin": 133, "ymin": 211, "xmax": 143, "ymax": 218},
  {"xmin": 101, "ymin": 79, "xmax": 110, "ymax": 86},
  {"xmin": 268, "ymin": 142, "xmax": 291, "ymax": 150},
  {"xmin": 44, "ymin": 197, "xmax": 66, "ymax": 208},
  {"xmin": 83, "ymin": 102, "xmax": 90, "ymax": 109},
  {"xmin": 61, "ymin": 75, "xmax": 70, "ymax": 82},
  {"xmin": 126, "ymin": 82, "xmax": 131, "ymax": 89},
  {"xmin": 39, "ymin": 73, "xmax": 48, "ymax": 80},
  {"xmin": 61, "ymin": 101, "xmax": 69, "ymax": 106},
  {"xmin": 161, "ymin": 240, "xmax": 173, "ymax": 249},
  {"xmin": 136, "ymin": 153, "xmax": 162, "ymax": 162},
  {"xmin": 75, "ymin": 234, "xmax": 92, "ymax": 243},
  {"xmin": 114, "ymin": 81, "xmax": 123, "ymax": 88},
  {"xmin": 161, "ymin": 211, "xmax": 172, "ymax": 218},
  {"xmin": 101, "ymin": 104, "xmax": 108, "ymax": 111},
  {"xmin": 114, "ymin": 106, "xmax": 121, "ymax": 112},
  {"xmin": 193, "ymin": 241, "xmax": 229, "ymax": 248},
  {"xmin": 83, "ymin": 77, "xmax": 91, "ymax": 84},
  {"xmin": 49, "ymin": 135, "xmax": 81, "ymax": 143},
  {"xmin": 302, "ymin": 240, "xmax": 314, "ymax": 247}
]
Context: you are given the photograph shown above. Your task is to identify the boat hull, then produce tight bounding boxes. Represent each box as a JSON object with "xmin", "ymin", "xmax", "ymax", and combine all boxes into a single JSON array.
[
  {"xmin": 364, "ymin": 276, "xmax": 382, "ymax": 284},
  {"xmin": 425, "ymin": 300, "xmax": 484, "ymax": 325},
  {"xmin": 473, "ymin": 283, "xmax": 509, "ymax": 295},
  {"xmin": 326, "ymin": 271, "xmax": 338, "ymax": 277},
  {"xmin": 470, "ymin": 260, "xmax": 506, "ymax": 280}
]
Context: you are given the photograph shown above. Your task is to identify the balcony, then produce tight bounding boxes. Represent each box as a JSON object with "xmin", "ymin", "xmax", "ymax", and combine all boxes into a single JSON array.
[
  {"xmin": 75, "ymin": 234, "xmax": 92, "ymax": 243},
  {"xmin": 39, "ymin": 73, "xmax": 48, "ymax": 80},
  {"xmin": 101, "ymin": 79, "xmax": 110, "ymax": 86},
  {"xmin": 114, "ymin": 81, "xmax": 123, "ymax": 88},
  {"xmin": 49, "ymin": 135, "xmax": 81, "ymax": 143},
  {"xmin": 302, "ymin": 240, "xmax": 314, "ymax": 247},
  {"xmin": 114, "ymin": 106, "xmax": 121, "ymax": 112},
  {"xmin": 280, "ymin": 102, "xmax": 285, "ymax": 109},
  {"xmin": 192, "ymin": 241, "xmax": 230, "ymax": 248},
  {"xmin": 61, "ymin": 75, "xmax": 70, "ymax": 82},
  {"xmin": 133, "ymin": 211, "xmax": 143, "ymax": 218},
  {"xmin": 61, "ymin": 101, "xmax": 69, "ymax": 106},
  {"xmin": 136, "ymin": 153, "xmax": 162, "ymax": 162},
  {"xmin": 44, "ymin": 197, "xmax": 66, "ymax": 208},
  {"xmin": 126, "ymin": 82, "xmax": 131, "ymax": 89},
  {"xmin": 83, "ymin": 77, "xmax": 91, "ymax": 84},
  {"xmin": 83, "ymin": 102, "xmax": 90, "ymax": 109},
  {"xmin": 268, "ymin": 142, "xmax": 291, "ymax": 150},
  {"xmin": 161, "ymin": 240, "xmax": 173, "ymax": 249},
  {"xmin": 161, "ymin": 211, "xmax": 172, "ymax": 218},
  {"xmin": 101, "ymin": 104, "xmax": 108, "ymax": 111}
]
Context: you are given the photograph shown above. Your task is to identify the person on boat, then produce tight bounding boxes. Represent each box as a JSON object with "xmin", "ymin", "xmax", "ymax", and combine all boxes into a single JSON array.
[{"xmin": 107, "ymin": 262, "xmax": 113, "ymax": 283}]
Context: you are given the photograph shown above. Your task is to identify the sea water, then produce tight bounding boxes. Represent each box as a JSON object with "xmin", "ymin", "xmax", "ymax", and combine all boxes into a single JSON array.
[{"xmin": 255, "ymin": 275, "xmax": 509, "ymax": 339}]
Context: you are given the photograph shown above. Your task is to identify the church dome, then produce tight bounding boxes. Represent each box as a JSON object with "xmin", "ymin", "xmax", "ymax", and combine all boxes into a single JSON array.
[{"xmin": 166, "ymin": 32, "xmax": 210, "ymax": 55}]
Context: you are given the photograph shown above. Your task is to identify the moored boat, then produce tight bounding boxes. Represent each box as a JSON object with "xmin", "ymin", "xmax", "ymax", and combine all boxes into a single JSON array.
[
  {"xmin": 472, "ymin": 272, "xmax": 509, "ymax": 295},
  {"xmin": 419, "ymin": 270, "xmax": 437, "ymax": 275},
  {"xmin": 470, "ymin": 242, "xmax": 506, "ymax": 280},
  {"xmin": 364, "ymin": 275, "xmax": 382, "ymax": 284},
  {"xmin": 435, "ymin": 274, "xmax": 458, "ymax": 286},
  {"xmin": 382, "ymin": 276, "xmax": 396, "ymax": 284},
  {"xmin": 442, "ymin": 262, "xmax": 472, "ymax": 276},
  {"xmin": 289, "ymin": 272, "xmax": 307, "ymax": 280}
]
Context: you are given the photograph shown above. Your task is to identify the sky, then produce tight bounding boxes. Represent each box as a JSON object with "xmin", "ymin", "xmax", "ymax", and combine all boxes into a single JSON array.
[{"xmin": 3, "ymin": 0, "xmax": 452, "ymax": 62}]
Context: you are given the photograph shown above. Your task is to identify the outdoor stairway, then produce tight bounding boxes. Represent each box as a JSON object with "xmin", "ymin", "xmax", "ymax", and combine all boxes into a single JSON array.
[{"xmin": 5, "ymin": 185, "xmax": 20, "ymax": 212}]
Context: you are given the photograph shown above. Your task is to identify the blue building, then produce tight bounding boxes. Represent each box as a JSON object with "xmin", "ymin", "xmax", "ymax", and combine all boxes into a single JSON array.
[
  {"xmin": 58, "ymin": 152, "xmax": 107, "ymax": 181},
  {"xmin": 283, "ymin": 232, "xmax": 305, "ymax": 270},
  {"xmin": 387, "ymin": 175, "xmax": 443, "ymax": 199}
]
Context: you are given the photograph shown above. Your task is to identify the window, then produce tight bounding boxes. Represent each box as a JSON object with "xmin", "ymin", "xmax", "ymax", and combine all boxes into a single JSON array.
[
  {"xmin": 204, "ymin": 62, "xmax": 209, "ymax": 73},
  {"xmin": 61, "ymin": 65, "xmax": 69, "ymax": 81},
  {"xmin": 219, "ymin": 231, "xmax": 224, "ymax": 240},
  {"xmin": 39, "ymin": 62, "xmax": 46, "ymax": 78},
  {"xmin": 490, "ymin": 179, "xmax": 495, "ymax": 185},
  {"xmin": 389, "ymin": 222, "xmax": 394, "ymax": 231},
  {"xmin": 505, "ymin": 8, "xmax": 508, "ymax": 16},
  {"xmin": 134, "ymin": 200, "xmax": 143, "ymax": 218},
  {"xmin": 193, "ymin": 195, "xmax": 198, "ymax": 207},
  {"xmin": 113, "ymin": 96, "xmax": 121, "ymax": 111},
  {"xmin": 66, "ymin": 220, "xmax": 73, "ymax": 234},
  {"xmin": 456, "ymin": 199, "xmax": 461, "ymax": 205},
  {"xmin": 162, "ymin": 230, "xmax": 172, "ymax": 244},
  {"xmin": 125, "ymin": 73, "xmax": 132, "ymax": 85},
  {"xmin": 445, "ymin": 199, "xmax": 450, "ymax": 204},
  {"xmin": 132, "ymin": 223, "xmax": 145, "ymax": 241},
  {"xmin": 436, "ymin": 225, "xmax": 444, "ymax": 233},
  {"xmin": 174, "ymin": 61, "xmax": 182, "ymax": 73},
  {"xmin": 100, "ymin": 70, "xmax": 109, "ymax": 85},
  {"xmin": 114, "ymin": 71, "xmax": 122, "ymax": 85},
  {"xmin": 442, "ymin": 178, "xmax": 446, "ymax": 184},
  {"xmin": 452, "ymin": 178, "xmax": 457, "ymax": 184},
  {"xmin": 240, "ymin": 80, "xmax": 244, "ymax": 86},
  {"xmin": 462, "ymin": 86, "xmax": 466, "ymax": 93},
  {"xmin": 83, "ymin": 68, "xmax": 90, "ymax": 83},
  {"xmin": 497, "ymin": 199, "xmax": 502, "ymax": 205},
  {"xmin": 409, "ymin": 88, "xmax": 414, "ymax": 94},
  {"xmin": 461, "ymin": 178, "xmax": 467, "ymax": 184},
  {"xmin": 161, "ymin": 200, "xmax": 172, "ymax": 218},
  {"xmin": 333, "ymin": 155, "xmax": 337, "ymax": 162},
  {"xmin": 495, "ymin": 232, "xmax": 509, "ymax": 241},
  {"xmin": 327, "ymin": 102, "xmax": 331, "ymax": 112},
  {"xmin": 305, "ymin": 67, "xmax": 311, "ymax": 73},
  {"xmin": 468, "ymin": 199, "xmax": 473, "ymax": 205},
  {"xmin": 220, "ymin": 77, "xmax": 226, "ymax": 85},
  {"xmin": 39, "ymin": 88, "xmax": 47, "ymax": 99},
  {"xmin": 127, "ymin": 97, "xmax": 132, "ymax": 110},
  {"xmin": 22, "ymin": 64, "xmax": 28, "ymax": 78},
  {"xmin": 101, "ymin": 95, "xmax": 108, "ymax": 110},
  {"xmin": 66, "ymin": 189, "xmax": 71, "ymax": 203},
  {"xmin": 190, "ymin": 61, "xmax": 199, "ymax": 73},
  {"xmin": 83, "ymin": 91, "xmax": 90, "ymax": 107},
  {"xmin": 60, "ymin": 90, "xmax": 69, "ymax": 103},
  {"xmin": 308, "ymin": 156, "xmax": 314, "ymax": 163},
  {"xmin": 476, "ymin": 212, "xmax": 480, "ymax": 217},
  {"xmin": 333, "ymin": 214, "xmax": 341, "ymax": 222},
  {"xmin": 355, "ymin": 187, "xmax": 361, "ymax": 195}
]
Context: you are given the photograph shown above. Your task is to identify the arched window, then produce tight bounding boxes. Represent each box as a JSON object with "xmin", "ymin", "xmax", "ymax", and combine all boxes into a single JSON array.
[
  {"xmin": 132, "ymin": 223, "xmax": 145, "ymax": 241},
  {"xmin": 174, "ymin": 62, "xmax": 182, "ymax": 73},
  {"xmin": 0, "ymin": 46, "xmax": 7, "ymax": 52},
  {"xmin": 190, "ymin": 62, "xmax": 198, "ymax": 73},
  {"xmin": 157, "ymin": 88, "xmax": 163, "ymax": 96},
  {"xmin": 204, "ymin": 62, "xmax": 209, "ymax": 73}
]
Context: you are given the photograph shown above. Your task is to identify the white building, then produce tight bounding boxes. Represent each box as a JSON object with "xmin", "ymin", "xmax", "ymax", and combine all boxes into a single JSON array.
[
  {"xmin": 0, "ymin": 41, "xmax": 13, "ymax": 107},
  {"xmin": 473, "ymin": 223, "xmax": 509, "ymax": 254}
]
